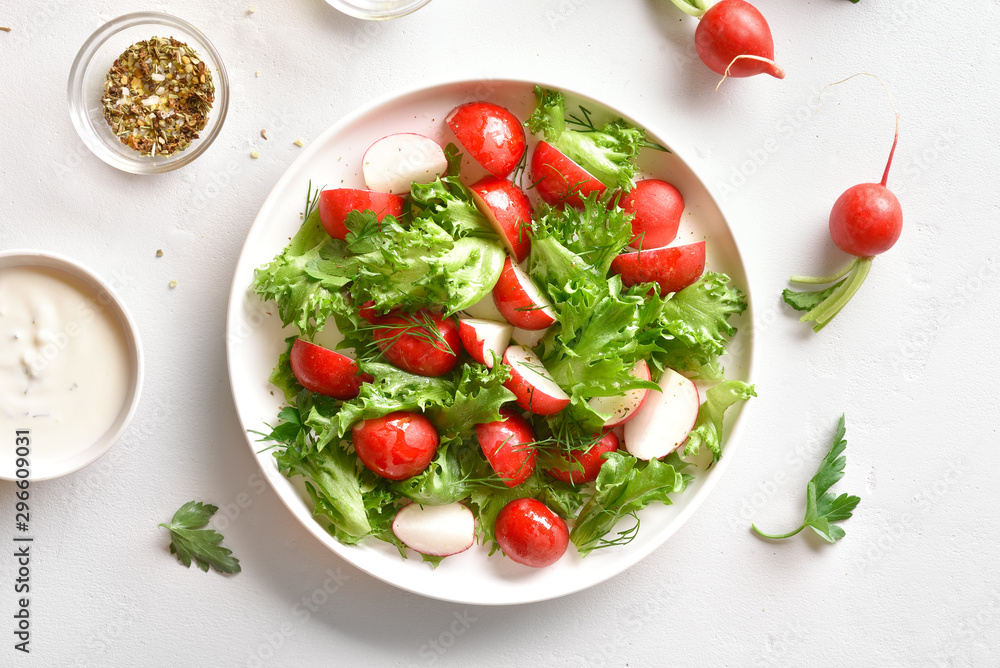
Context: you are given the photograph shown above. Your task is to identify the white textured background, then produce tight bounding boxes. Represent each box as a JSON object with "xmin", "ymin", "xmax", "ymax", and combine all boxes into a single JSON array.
[{"xmin": 2, "ymin": 0, "xmax": 999, "ymax": 666}]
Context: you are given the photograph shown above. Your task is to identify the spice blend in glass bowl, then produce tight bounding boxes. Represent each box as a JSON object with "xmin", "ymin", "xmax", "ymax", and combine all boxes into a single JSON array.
[{"xmin": 101, "ymin": 37, "xmax": 214, "ymax": 157}]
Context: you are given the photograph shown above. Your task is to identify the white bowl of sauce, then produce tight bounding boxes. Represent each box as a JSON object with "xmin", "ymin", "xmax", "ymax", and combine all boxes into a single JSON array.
[{"xmin": 0, "ymin": 251, "xmax": 143, "ymax": 480}]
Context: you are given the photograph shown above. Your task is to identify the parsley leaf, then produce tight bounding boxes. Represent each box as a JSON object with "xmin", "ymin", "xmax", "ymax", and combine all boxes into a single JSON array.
[
  {"xmin": 752, "ymin": 415, "xmax": 861, "ymax": 543},
  {"xmin": 158, "ymin": 502, "xmax": 241, "ymax": 574}
]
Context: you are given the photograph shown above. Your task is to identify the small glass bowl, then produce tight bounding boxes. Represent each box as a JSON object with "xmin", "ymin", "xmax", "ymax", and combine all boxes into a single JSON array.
[
  {"xmin": 67, "ymin": 12, "xmax": 229, "ymax": 174},
  {"xmin": 324, "ymin": 0, "xmax": 434, "ymax": 20}
]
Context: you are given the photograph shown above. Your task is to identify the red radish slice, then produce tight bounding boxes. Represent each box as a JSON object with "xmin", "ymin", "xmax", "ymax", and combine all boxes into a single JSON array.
[
  {"xmin": 611, "ymin": 241, "xmax": 706, "ymax": 295},
  {"xmin": 620, "ymin": 180, "xmax": 684, "ymax": 250},
  {"xmin": 446, "ymin": 102, "xmax": 526, "ymax": 179},
  {"xmin": 531, "ymin": 141, "xmax": 606, "ymax": 208},
  {"xmin": 469, "ymin": 176, "xmax": 533, "ymax": 263},
  {"xmin": 492, "ymin": 258, "xmax": 557, "ymax": 331},
  {"xmin": 587, "ymin": 359, "xmax": 651, "ymax": 428},
  {"xmin": 458, "ymin": 318, "xmax": 513, "ymax": 369},
  {"xmin": 289, "ymin": 339, "xmax": 372, "ymax": 400},
  {"xmin": 503, "ymin": 345, "xmax": 570, "ymax": 416},
  {"xmin": 362, "ymin": 133, "xmax": 448, "ymax": 195},
  {"xmin": 318, "ymin": 189, "xmax": 404, "ymax": 241},
  {"xmin": 476, "ymin": 409, "xmax": 537, "ymax": 488},
  {"xmin": 623, "ymin": 368, "xmax": 700, "ymax": 460},
  {"xmin": 392, "ymin": 502, "xmax": 476, "ymax": 557}
]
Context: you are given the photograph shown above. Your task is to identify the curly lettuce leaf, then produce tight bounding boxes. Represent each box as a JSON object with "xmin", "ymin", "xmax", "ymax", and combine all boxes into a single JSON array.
[
  {"xmin": 532, "ymin": 194, "xmax": 634, "ymax": 279},
  {"xmin": 389, "ymin": 436, "xmax": 476, "ymax": 505},
  {"xmin": 268, "ymin": 336, "xmax": 304, "ymax": 404},
  {"xmin": 647, "ymin": 271, "xmax": 747, "ymax": 380},
  {"xmin": 252, "ymin": 209, "xmax": 352, "ymax": 337},
  {"xmin": 683, "ymin": 380, "xmax": 756, "ymax": 462},
  {"xmin": 570, "ymin": 452, "xmax": 690, "ymax": 557},
  {"xmin": 344, "ymin": 211, "xmax": 504, "ymax": 316},
  {"xmin": 274, "ymin": 438, "xmax": 373, "ymax": 541},
  {"xmin": 410, "ymin": 145, "xmax": 499, "ymax": 242},
  {"xmin": 527, "ymin": 87, "xmax": 646, "ymax": 190},
  {"xmin": 425, "ymin": 363, "xmax": 514, "ymax": 438},
  {"xmin": 334, "ymin": 361, "xmax": 453, "ymax": 436}
]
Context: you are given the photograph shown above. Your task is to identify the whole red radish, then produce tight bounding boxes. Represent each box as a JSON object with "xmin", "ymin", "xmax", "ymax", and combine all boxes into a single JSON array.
[
  {"xmin": 545, "ymin": 431, "xmax": 619, "ymax": 485},
  {"xmin": 475, "ymin": 409, "xmax": 537, "ymax": 488},
  {"xmin": 784, "ymin": 76, "xmax": 903, "ymax": 332},
  {"xmin": 620, "ymin": 179, "xmax": 685, "ymax": 249},
  {"xmin": 446, "ymin": 102, "xmax": 526, "ymax": 179},
  {"xmin": 669, "ymin": 0, "xmax": 784, "ymax": 81},
  {"xmin": 319, "ymin": 189, "xmax": 404, "ymax": 241},
  {"xmin": 495, "ymin": 498, "xmax": 569, "ymax": 567},
  {"xmin": 352, "ymin": 411, "xmax": 440, "ymax": 480},
  {"xmin": 373, "ymin": 311, "xmax": 461, "ymax": 377},
  {"xmin": 289, "ymin": 339, "xmax": 372, "ymax": 400}
]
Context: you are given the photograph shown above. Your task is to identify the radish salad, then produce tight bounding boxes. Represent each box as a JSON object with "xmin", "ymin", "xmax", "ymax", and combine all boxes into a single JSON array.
[{"xmin": 251, "ymin": 87, "xmax": 755, "ymax": 567}]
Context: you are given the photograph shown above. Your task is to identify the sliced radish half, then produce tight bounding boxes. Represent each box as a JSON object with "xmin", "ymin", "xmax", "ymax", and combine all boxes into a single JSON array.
[
  {"xmin": 458, "ymin": 318, "xmax": 513, "ymax": 368},
  {"xmin": 469, "ymin": 176, "xmax": 533, "ymax": 263},
  {"xmin": 391, "ymin": 502, "xmax": 475, "ymax": 557},
  {"xmin": 362, "ymin": 133, "xmax": 448, "ymax": 195},
  {"xmin": 623, "ymin": 368, "xmax": 700, "ymax": 460},
  {"xmin": 492, "ymin": 258, "xmax": 557, "ymax": 331},
  {"xmin": 588, "ymin": 359, "xmax": 651, "ymax": 428},
  {"xmin": 503, "ymin": 345, "xmax": 570, "ymax": 416}
]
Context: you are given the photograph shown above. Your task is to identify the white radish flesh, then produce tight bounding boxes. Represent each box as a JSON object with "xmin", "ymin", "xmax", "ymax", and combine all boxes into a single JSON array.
[
  {"xmin": 588, "ymin": 359, "xmax": 651, "ymax": 428},
  {"xmin": 459, "ymin": 318, "xmax": 513, "ymax": 369},
  {"xmin": 391, "ymin": 502, "xmax": 475, "ymax": 557},
  {"xmin": 623, "ymin": 368, "xmax": 700, "ymax": 460},
  {"xmin": 362, "ymin": 133, "xmax": 448, "ymax": 195}
]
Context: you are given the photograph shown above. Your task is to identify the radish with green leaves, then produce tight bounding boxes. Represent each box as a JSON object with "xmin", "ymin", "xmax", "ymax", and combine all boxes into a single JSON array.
[{"xmin": 784, "ymin": 76, "xmax": 903, "ymax": 332}]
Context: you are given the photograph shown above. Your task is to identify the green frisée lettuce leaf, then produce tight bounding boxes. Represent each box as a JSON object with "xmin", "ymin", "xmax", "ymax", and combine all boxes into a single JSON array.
[
  {"xmin": 527, "ymin": 86, "xmax": 646, "ymax": 190},
  {"xmin": 646, "ymin": 271, "xmax": 747, "ymax": 380},
  {"xmin": 570, "ymin": 452, "xmax": 690, "ymax": 557},
  {"xmin": 274, "ymin": 436, "xmax": 374, "ymax": 541},
  {"xmin": 344, "ymin": 211, "xmax": 505, "ymax": 315},
  {"xmin": 410, "ymin": 145, "xmax": 499, "ymax": 242},
  {"xmin": 682, "ymin": 380, "xmax": 756, "ymax": 462},
  {"xmin": 535, "ymin": 270, "xmax": 662, "ymax": 433},
  {"xmin": 334, "ymin": 361, "xmax": 453, "ymax": 437},
  {"xmin": 390, "ymin": 436, "xmax": 475, "ymax": 505},
  {"xmin": 425, "ymin": 363, "xmax": 515, "ymax": 439},
  {"xmin": 532, "ymin": 194, "xmax": 634, "ymax": 279},
  {"xmin": 269, "ymin": 336, "xmax": 304, "ymax": 404},
  {"xmin": 252, "ymin": 208, "xmax": 352, "ymax": 338}
]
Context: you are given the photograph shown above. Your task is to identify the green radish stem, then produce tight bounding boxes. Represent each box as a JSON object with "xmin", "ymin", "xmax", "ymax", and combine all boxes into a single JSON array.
[
  {"xmin": 669, "ymin": 0, "xmax": 709, "ymax": 17},
  {"xmin": 790, "ymin": 258, "xmax": 858, "ymax": 284},
  {"xmin": 798, "ymin": 258, "xmax": 873, "ymax": 332}
]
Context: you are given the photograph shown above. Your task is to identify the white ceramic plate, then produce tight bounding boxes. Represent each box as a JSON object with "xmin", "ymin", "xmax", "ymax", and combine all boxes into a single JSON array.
[{"xmin": 226, "ymin": 78, "xmax": 755, "ymax": 605}]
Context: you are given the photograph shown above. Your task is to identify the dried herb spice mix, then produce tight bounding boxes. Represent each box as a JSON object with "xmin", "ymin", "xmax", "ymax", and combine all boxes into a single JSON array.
[{"xmin": 101, "ymin": 37, "xmax": 214, "ymax": 157}]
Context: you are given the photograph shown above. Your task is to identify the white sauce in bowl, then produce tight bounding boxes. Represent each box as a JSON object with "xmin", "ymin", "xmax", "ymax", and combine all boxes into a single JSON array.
[{"xmin": 0, "ymin": 265, "xmax": 131, "ymax": 469}]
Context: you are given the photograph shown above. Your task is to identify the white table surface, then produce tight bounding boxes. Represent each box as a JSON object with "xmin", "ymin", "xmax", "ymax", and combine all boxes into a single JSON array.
[{"xmin": 2, "ymin": 0, "xmax": 999, "ymax": 665}]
